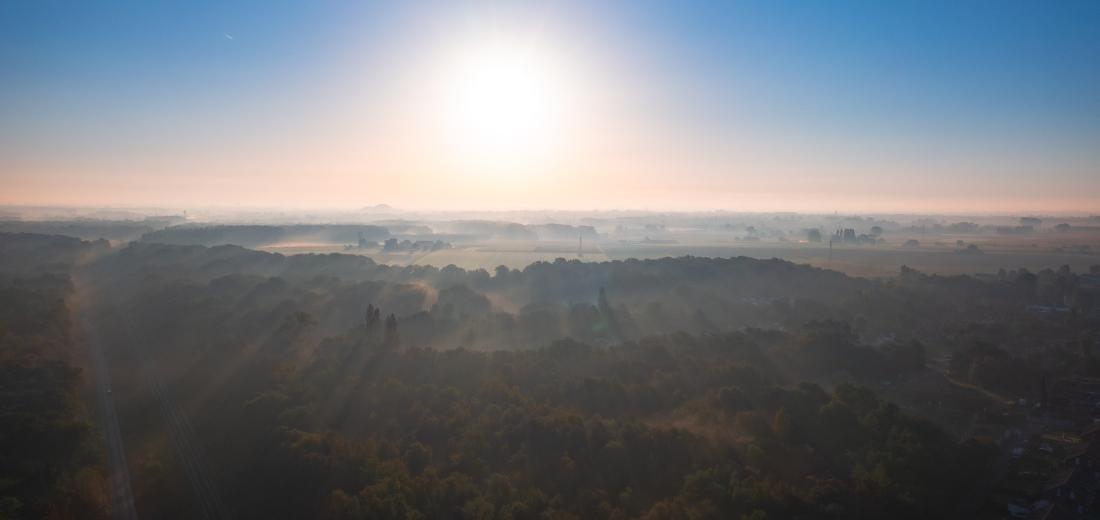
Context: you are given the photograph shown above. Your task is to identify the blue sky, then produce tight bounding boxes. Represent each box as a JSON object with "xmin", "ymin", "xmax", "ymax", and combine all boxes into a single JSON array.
[{"xmin": 2, "ymin": 1, "xmax": 1098, "ymax": 212}]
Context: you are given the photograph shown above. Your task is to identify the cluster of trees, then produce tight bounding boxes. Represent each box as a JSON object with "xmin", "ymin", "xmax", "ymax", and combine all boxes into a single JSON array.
[
  {"xmin": 949, "ymin": 342, "xmax": 1039, "ymax": 397},
  {"xmin": 80, "ymin": 236, "xmax": 1100, "ymax": 405},
  {"xmin": 96, "ymin": 240, "xmax": 1100, "ymax": 350},
  {"xmin": 4, "ymin": 232, "xmax": 1099, "ymax": 518},
  {"xmin": 831, "ymin": 228, "xmax": 882, "ymax": 245},
  {"xmin": 160, "ymin": 321, "xmax": 991, "ymax": 519},
  {"xmin": 0, "ymin": 232, "xmax": 105, "ymax": 275},
  {"xmin": 0, "ymin": 272, "xmax": 107, "ymax": 519},
  {"xmin": 994, "ymin": 264, "xmax": 1100, "ymax": 307},
  {"xmin": 946, "ymin": 335, "xmax": 1094, "ymax": 400},
  {"xmin": 430, "ymin": 221, "xmax": 596, "ymax": 241},
  {"xmin": 0, "ymin": 220, "xmax": 156, "ymax": 242},
  {"xmin": 88, "ymin": 242, "xmax": 873, "ymax": 348}
]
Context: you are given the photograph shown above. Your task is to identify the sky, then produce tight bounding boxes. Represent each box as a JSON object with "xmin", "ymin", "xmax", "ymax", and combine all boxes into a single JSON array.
[{"xmin": 1, "ymin": 0, "xmax": 1098, "ymax": 213}]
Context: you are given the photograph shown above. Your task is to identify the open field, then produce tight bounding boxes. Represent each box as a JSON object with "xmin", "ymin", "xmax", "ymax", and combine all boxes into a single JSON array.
[{"xmin": 259, "ymin": 232, "xmax": 1100, "ymax": 277}]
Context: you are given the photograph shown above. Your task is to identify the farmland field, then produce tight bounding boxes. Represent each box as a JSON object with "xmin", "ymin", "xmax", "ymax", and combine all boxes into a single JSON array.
[{"xmin": 259, "ymin": 232, "xmax": 1100, "ymax": 277}]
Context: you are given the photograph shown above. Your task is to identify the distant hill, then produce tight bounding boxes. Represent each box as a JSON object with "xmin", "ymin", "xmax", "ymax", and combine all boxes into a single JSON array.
[{"xmin": 360, "ymin": 204, "xmax": 394, "ymax": 212}]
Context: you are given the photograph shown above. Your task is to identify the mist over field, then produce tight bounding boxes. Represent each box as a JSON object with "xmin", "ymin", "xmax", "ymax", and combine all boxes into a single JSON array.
[{"xmin": 3, "ymin": 1, "xmax": 1100, "ymax": 519}]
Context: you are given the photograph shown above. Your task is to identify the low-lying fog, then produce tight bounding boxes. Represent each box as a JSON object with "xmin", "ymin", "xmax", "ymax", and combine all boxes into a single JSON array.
[{"xmin": 3, "ymin": 206, "xmax": 1098, "ymax": 277}]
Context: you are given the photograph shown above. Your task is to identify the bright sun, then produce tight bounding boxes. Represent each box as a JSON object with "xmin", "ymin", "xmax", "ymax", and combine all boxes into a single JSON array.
[{"xmin": 437, "ymin": 39, "xmax": 571, "ymax": 173}]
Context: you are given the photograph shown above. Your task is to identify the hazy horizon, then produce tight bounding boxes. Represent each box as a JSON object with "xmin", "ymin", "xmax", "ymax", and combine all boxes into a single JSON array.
[{"xmin": 4, "ymin": 203, "xmax": 1100, "ymax": 221}]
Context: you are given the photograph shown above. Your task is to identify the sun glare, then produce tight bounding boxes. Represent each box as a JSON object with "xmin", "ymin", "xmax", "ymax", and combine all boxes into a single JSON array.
[{"xmin": 436, "ymin": 38, "xmax": 572, "ymax": 174}]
